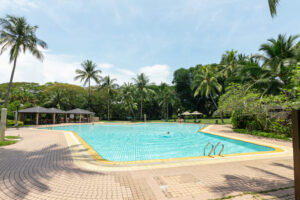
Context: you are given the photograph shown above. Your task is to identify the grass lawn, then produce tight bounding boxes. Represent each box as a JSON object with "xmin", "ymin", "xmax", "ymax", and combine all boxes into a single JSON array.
[
  {"xmin": 233, "ymin": 128, "xmax": 290, "ymax": 140},
  {"xmin": 0, "ymin": 140, "xmax": 17, "ymax": 146},
  {"xmin": 99, "ymin": 118, "xmax": 231, "ymax": 124},
  {"xmin": 5, "ymin": 136, "xmax": 21, "ymax": 139},
  {"xmin": 0, "ymin": 136, "xmax": 21, "ymax": 146}
]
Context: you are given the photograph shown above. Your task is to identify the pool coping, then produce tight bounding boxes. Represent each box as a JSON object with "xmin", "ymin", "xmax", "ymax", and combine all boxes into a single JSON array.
[{"xmin": 35, "ymin": 123, "xmax": 288, "ymax": 167}]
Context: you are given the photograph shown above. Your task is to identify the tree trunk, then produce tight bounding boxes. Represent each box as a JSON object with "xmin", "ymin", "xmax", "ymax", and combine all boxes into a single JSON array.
[
  {"xmin": 4, "ymin": 57, "xmax": 18, "ymax": 108},
  {"xmin": 210, "ymin": 94, "xmax": 224, "ymax": 123},
  {"xmin": 88, "ymin": 79, "xmax": 91, "ymax": 110},
  {"xmin": 166, "ymin": 103, "xmax": 169, "ymax": 121},
  {"xmin": 107, "ymin": 100, "xmax": 110, "ymax": 120},
  {"xmin": 0, "ymin": 57, "xmax": 18, "ymax": 141},
  {"xmin": 130, "ymin": 106, "xmax": 135, "ymax": 120},
  {"xmin": 140, "ymin": 100, "xmax": 143, "ymax": 120}
]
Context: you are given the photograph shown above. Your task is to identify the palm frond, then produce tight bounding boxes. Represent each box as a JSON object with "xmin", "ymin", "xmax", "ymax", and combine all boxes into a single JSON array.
[{"xmin": 268, "ymin": 0, "xmax": 280, "ymax": 18}]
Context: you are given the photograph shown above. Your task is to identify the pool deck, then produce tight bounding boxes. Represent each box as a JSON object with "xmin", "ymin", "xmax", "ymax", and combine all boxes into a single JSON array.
[{"xmin": 0, "ymin": 124, "xmax": 295, "ymax": 200}]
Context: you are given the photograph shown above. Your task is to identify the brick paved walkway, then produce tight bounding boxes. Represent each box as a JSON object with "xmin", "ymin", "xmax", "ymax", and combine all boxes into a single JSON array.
[{"xmin": 0, "ymin": 125, "xmax": 295, "ymax": 200}]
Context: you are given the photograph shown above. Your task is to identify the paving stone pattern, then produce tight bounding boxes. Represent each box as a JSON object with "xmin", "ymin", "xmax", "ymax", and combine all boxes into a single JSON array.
[{"xmin": 0, "ymin": 125, "xmax": 296, "ymax": 200}]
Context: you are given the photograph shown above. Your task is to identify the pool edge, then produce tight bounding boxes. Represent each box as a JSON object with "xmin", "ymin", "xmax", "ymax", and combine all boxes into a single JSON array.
[{"xmin": 67, "ymin": 125, "xmax": 285, "ymax": 166}]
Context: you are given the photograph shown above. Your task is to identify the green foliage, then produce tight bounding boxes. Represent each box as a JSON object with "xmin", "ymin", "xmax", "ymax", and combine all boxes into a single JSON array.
[
  {"xmin": 5, "ymin": 136, "xmax": 20, "ymax": 139},
  {"xmin": 269, "ymin": 119, "xmax": 292, "ymax": 137},
  {"xmin": 43, "ymin": 83, "xmax": 87, "ymax": 110},
  {"xmin": 7, "ymin": 120, "xmax": 23, "ymax": 127},
  {"xmin": 0, "ymin": 140, "xmax": 17, "ymax": 146},
  {"xmin": 0, "ymin": 30, "xmax": 298, "ymax": 129},
  {"xmin": 268, "ymin": 0, "xmax": 280, "ymax": 18},
  {"xmin": 233, "ymin": 129, "xmax": 289, "ymax": 140},
  {"xmin": 220, "ymin": 83, "xmax": 297, "ymax": 136},
  {"xmin": 231, "ymin": 110, "xmax": 245, "ymax": 129}
]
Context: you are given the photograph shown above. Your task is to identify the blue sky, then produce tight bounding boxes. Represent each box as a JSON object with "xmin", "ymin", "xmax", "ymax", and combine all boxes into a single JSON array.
[{"xmin": 0, "ymin": 0, "xmax": 299, "ymax": 85}]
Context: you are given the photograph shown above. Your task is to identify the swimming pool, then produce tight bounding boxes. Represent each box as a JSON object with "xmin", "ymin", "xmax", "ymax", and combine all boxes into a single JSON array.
[{"xmin": 43, "ymin": 123, "xmax": 276, "ymax": 162}]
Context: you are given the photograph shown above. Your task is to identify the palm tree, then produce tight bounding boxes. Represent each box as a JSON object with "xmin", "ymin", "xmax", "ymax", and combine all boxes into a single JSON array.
[
  {"xmin": 192, "ymin": 65, "xmax": 224, "ymax": 123},
  {"xmin": 220, "ymin": 50, "xmax": 238, "ymax": 79},
  {"xmin": 101, "ymin": 76, "xmax": 118, "ymax": 120},
  {"xmin": 0, "ymin": 15, "xmax": 47, "ymax": 140},
  {"xmin": 268, "ymin": 0, "xmax": 280, "ymax": 18},
  {"xmin": 120, "ymin": 83, "xmax": 137, "ymax": 120},
  {"xmin": 44, "ymin": 88, "xmax": 67, "ymax": 109},
  {"xmin": 238, "ymin": 64, "xmax": 283, "ymax": 96},
  {"xmin": 133, "ymin": 73, "xmax": 154, "ymax": 120},
  {"xmin": 255, "ymin": 34, "xmax": 299, "ymax": 86},
  {"xmin": 157, "ymin": 83, "xmax": 176, "ymax": 121},
  {"xmin": 74, "ymin": 60, "xmax": 101, "ymax": 109}
]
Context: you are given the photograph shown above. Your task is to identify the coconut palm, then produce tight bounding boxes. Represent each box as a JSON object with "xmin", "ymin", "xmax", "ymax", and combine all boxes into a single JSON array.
[
  {"xmin": 133, "ymin": 73, "xmax": 155, "ymax": 120},
  {"xmin": 220, "ymin": 50, "xmax": 238, "ymax": 79},
  {"xmin": 268, "ymin": 0, "xmax": 280, "ymax": 18},
  {"xmin": 101, "ymin": 76, "xmax": 118, "ymax": 120},
  {"xmin": 238, "ymin": 64, "xmax": 283, "ymax": 96},
  {"xmin": 74, "ymin": 60, "xmax": 101, "ymax": 109},
  {"xmin": 44, "ymin": 88, "xmax": 67, "ymax": 109},
  {"xmin": 255, "ymin": 34, "xmax": 299, "ymax": 86},
  {"xmin": 120, "ymin": 83, "xmax": 137, "ymax": 120},
  {"xmin": 192, "ymin": 65, "xmax": 224, "ymax": 123},
  {"xmin": 157, "ymin": 83, "xmax": 176, "ymax": 121},
  {"xmin": 0, "ymin": 15, "xmax": 47, "ymax": 140}
]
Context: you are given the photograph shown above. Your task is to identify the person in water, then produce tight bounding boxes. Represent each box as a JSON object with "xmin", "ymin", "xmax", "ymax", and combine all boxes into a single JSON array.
[{"xmin": 166, "ymin": 131, "xmax": 170, "ymax": 135}]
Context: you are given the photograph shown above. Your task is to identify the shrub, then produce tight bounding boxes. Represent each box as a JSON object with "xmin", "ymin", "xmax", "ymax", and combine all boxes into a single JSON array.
[
  {"xmin": 269, "ymin": 119, "xmax": 292, "ymax": 137},
  {"xmin": 171, "ymin": 114, "xmax": 177, "ymax": 119},
  {"xmin": 231, "ymin": 110, "xmax": 246, "ymax": 129},
  {"xmin": 245, "ymin": 120, "xmax": 261, "ymax": 131},
  {"xmin": 7, "ymin": 120, "xmax": 24, "ymax": 127}
]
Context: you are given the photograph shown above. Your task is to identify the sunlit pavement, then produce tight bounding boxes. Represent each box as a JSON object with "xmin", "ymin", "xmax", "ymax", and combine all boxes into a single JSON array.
[{"xmin": 0, "ymin": 125, "xmax": 294, "ymax": 200}]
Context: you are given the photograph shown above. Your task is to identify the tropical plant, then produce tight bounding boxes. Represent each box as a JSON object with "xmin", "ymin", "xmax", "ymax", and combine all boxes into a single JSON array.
[
  {"xmin": 0, "ymin": 15, "xmax": 47, "ymax": 140},
  {"xmin": 133, "ymin": 73, "xmax": 155, "ymax": 120},
  {"xmin": 255, "ymin": 34, "xmax": 299, "ymax": 87},
  {"xmin": 44, "ymin": 87, "xmax": 67, "ymax": 109},
  {"xmin": 268, "ymin": 0, "xmax": 280, "ymax": 18},
  {"xmin": 43, "ymin": 83, "xmax": 87, "ymax": 110},
  {"xmin": 101, "ymin": 76, "xmax": 118, "ymax": 120},
  {"xmin": 120, "ymin": 83, "xmax": 137, "ymax": 120},
  {"xmin": 238, "ymin": 64, "xmax": 283, "ymax": 96},
  {"xmin": 157, "ymin": 83, "xmax": 176, "ymax": 121},
  {"xmin": 192, "ymin": 65, "xmax": 224, "ymax": 123},
  {"xmin": 74, "ymin": 60, "xmax": 101, "ymax": 109},
  {"xmin": 220, "ymin": 50, "xmax": 238, "ymax": 79}
]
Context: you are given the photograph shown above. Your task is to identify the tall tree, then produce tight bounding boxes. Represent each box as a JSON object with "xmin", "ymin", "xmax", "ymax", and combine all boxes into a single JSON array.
[
  {"xmin": 74, "ymin": 60, "xmax": 101, "ymax": 109},
  {"xmin": 101, "ymin": 76, "xmax": 118, "ymax": 120},
  {"xmin": 133, "ymin": 73, "xmax": 154, "ymax": 120},
  {"xmin": 120, "ymin": 83, "xmax": 137, "ymax": 120},
  {"xmin": 192, "ymin": 65, "xmax": 224, "ymax": 123},
  {"xmin": 157, "ymin": 83, "xmax": 176, "ymax": 121},
  {"xmin": 256, "ymin": 34, "xmax": 299, "ymax": 87},
  {"xmin": 220, "ymin": 50, "xmax": 238, "ymax": 79},
  {"xmin": 0, "ymin": 15, "xmax": 47, "ymax": 140}
]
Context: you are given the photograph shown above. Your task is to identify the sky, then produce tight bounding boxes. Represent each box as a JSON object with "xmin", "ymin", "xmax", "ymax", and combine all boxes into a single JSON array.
[{"xmin": 0, "ymin": 0, "xmax": 299, "ymax": 86}]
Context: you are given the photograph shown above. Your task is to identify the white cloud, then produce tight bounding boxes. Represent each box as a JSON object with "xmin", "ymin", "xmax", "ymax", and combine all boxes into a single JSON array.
[
  {"xmin": 139, "ymin": 64, "xmax": 171, "ymax": 84},
  {"xmin": 0, "ymin": 51, "xmax": 172, "ymax": 86},
  {"xmin": 0, "ymin": 0, "xmax": 38, "ymax": 12},
  {"xmin": 0, "ymin": 50, "xmax": 80, "ymax": 85},
  {"xmin": 98, "ymin": 63, "xmax": 114, "ymax": 69}
]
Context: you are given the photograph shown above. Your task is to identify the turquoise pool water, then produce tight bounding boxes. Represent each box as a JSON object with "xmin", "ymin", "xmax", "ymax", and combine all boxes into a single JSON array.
[{"xmin": 43, "ymin": 123, "xmax": 274, "ymax": 162}]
